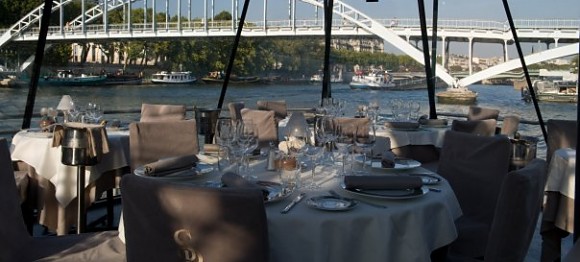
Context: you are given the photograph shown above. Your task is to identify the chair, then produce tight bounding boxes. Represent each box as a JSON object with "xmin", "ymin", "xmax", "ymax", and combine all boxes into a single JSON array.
[
  {"xmin": 129, "ymin": 120, "xmax": 199, "ymax": 171},
  {"xmin": 499, "ymin": 115, "xmax": 520, "ymax": 137},
  {"xmin": 437, "ymin": 131, "xmax": 511, "ymax": 258},
  {"xmin": 467, "ymin": 106, "xmax": 500, "ymax": 121},
  {"xmin": 241, "ymin": 108, "xmax": 278, "ymax": 148},
  {"xmin": 121, "ymin": 174, "xmax": 269, "ymax": 262},
  {"xmin": 546, "ymin": 119, "xmax": 577, "ymax": 164},
  {"xmin": 451, "ymin": 119, "xmax": 497, "ymax": 136},
  {"xmin": 483, "ymin": 158, "xmax": 547, "ymax": 262},
  {"xmin": 257, "ymin": 100, "xmax": 288, "ymax": 120},
  {"xmin": 228, "ymin": 102, "xmax": 245, "ymax": 121},
  {"xmin": 140, "ymin": 103, "xmax": 187, "ymax": 122},
  {"xmin": 0, "ymin": 138, "xmax": 126, "ymax": 261}
]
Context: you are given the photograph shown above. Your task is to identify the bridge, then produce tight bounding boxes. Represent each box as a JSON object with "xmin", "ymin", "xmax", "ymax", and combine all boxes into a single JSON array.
[{"xmin": 0, "ymin": 0, "xmax": 578, "ymax": 88}]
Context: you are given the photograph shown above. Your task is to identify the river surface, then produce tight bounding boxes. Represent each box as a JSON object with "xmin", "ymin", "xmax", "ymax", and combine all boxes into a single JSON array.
[{"xmin": 1, "ymin": 82, "xmax": 577, "ymax": 157}]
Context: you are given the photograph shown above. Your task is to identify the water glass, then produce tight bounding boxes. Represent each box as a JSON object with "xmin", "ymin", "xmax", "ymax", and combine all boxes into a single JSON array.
[{"xmin": 354, "ymin": 122, "xmax": 376, "ymax": 174}]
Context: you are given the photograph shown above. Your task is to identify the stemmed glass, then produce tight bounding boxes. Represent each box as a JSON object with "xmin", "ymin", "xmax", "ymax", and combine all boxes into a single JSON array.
[
  {"xmin": 215, "ymin": 118, "xmax": 236, "ymax": 170},
  {"xmin": 334, "ymin": 123, "xmax": 354, "ymax": 177},
  {"xmin": 354, "ymin": 121, "xmax": 376, "ymax": 174},
  {"xmin": 302, "ymin": 138, "xmax": 322, "ymax": 189},
  {"xmin": 237, "ymin": 120, "xmax": 259, "ymax": 179},
  {"xmin": 409, "ymin": 101, "xmax": 421, "ymax": 121}
]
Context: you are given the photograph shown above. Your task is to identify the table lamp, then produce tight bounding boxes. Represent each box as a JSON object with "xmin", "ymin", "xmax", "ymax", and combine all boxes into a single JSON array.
[{"xmin": 56, "ymin": 95, "xmax": 74, "ymax": 122}]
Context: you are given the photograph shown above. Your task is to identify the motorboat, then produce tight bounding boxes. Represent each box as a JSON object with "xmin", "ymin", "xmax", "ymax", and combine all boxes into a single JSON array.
[
  {"xmin": 150, "ymin": 71, "xmax": 197, "ymax": 84},
  {"xmin": 349, "ymin": 70, "xmax": 396, "ymax": 90},
  {"xmin": 522, "ymin": 80, "xmax": 578, "ymax": 103},
  {"xmin": 201, "ymin": 71, "xmax": 260, "ymax": 84},
  {"xmin": 40, "ymin": 70, "xmax": 107, "ymax": 86}
]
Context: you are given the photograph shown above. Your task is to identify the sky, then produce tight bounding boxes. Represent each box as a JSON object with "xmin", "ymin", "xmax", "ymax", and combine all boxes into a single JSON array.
[{"xmin": 137, "ymin": 0, "xmax": 580, "ymax": 58}]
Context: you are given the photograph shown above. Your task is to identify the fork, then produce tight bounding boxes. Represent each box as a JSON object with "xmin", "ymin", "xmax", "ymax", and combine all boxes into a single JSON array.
[{"xmin": 328, "ymin": 190, "xmax": 387, "ymax": 209}]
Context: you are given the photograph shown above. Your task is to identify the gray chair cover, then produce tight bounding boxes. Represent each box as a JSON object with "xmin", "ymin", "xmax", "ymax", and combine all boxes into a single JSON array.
[
  {"xmin": 228, "ymin": 102, "xmax": 245, "ymax": 121},
  {"xmin": 451, "ymin": 119, "xmax": 497, "ymax": 137},
  {"xmin": 140, "ymin": 103, "xmax": 187, "ymax": 122},
  {"xmin": 121, "ymin": 174, "xmax": 269, "ymax": 262},
  {"xmin": 546, "ymin": 119, "xmax": 577, "ymax": 164},
  {"xmin": 467, "ymin": 106, "xmax": 500, "ymax": 121},
  {"xmin": 484, "ymin": 158, "xmax": 547, "ymax": 262},
  {"xmin": 438, "ymin": 131, "xmax": 511, "ymax": 258},
  {"xmin": 241, "ymin": 108, "xmax": 278, "ymax": 147},
  {"xmin": 0, "ymin": 138, "xmax": 125, "ymax": 262},
  {"xmin": 333, "ymin": 117, "xmax": 371, "ymax": 137},
  {"xmin": 500, "ymin": 115, "xmax": 520, "ymax": 137},
  {"xmin": 257, "ymin": 100, "xmax": 288, "ymax": 120},
  {"xmin": 129, "ymin": 119, "xmax": 199, "ymax": 171}
]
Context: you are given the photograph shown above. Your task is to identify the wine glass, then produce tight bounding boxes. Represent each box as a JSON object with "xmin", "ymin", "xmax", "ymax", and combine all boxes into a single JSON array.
[
  {"xmin": 354, "ymin": 121, "xmax": 376, "ymax": 174},
  {"xmin": 215, "ymin": 118, "xmax": 236, "ymax": 169},
  {"xmin": 302, "ymin": 140, "xmax": 322, "ymax": 189},
  {"xmin": 334, "ymin": 123, "xmax": 354, "ymax": 177},
  {"xmin": 237, "ymin": 120, "xmax": 259, "ymax": 179}
]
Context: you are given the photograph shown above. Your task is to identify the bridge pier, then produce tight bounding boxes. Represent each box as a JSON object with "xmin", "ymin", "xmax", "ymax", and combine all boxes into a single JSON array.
[{"xmin": 468, "ymin": 37, "xmax": 474, "ymax": 75}]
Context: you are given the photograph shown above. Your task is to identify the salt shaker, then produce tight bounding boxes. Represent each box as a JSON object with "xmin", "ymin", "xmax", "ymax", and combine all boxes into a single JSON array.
[{"xmin": 266, "ymin": 143, "xmax": 277, "ymax": 171}]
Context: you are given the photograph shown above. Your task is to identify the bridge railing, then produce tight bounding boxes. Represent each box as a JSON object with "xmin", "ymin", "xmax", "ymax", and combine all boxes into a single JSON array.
[{"xmin": 8, "ymin": 18, "xmax": 580, "ymax": 39}]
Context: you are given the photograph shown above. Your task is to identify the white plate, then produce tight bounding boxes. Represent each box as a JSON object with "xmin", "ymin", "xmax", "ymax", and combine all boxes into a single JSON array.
[
  {"xmin": 306, "ymin": 196, "xmax": 357, "ymax": 211},
  {"xmin": 341, "ymin": 182, "xmax": 428, "ymax": 200},
  {"xmin": 355, "ymin": 155, "xmax": 422, "ymax": 170},
  {"xmin": 134, "ymin": 162, "xmax": 214, "ymax": 180}
]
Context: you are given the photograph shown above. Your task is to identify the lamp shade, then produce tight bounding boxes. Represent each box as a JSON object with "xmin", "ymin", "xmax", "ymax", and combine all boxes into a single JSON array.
[
  {"xmin": 56, "ymin": 95, "xmax": 74, "ymax": 111},
  {"xmin": 285, "ymin": 112, "xmax": 309, "ymax": 138}
]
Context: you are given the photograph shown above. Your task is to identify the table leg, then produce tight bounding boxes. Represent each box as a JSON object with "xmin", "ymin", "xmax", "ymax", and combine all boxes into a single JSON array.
[{"xmin": 77, "ymin": 166, "xmax": 86, "ymax": 234}]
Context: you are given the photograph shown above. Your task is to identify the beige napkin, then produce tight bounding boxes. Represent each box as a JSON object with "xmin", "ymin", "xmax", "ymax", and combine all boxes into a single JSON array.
[
  {"xmin": 143, "ymin": 154, "xmax": 199, "ymax": 176},
  {"xmin": 220, "ymin": 172, "xmax": 269, "ymax": 199},
  {"xmin": 344, "ymin": 175, "xmax": 423, "ymax": 190},
  {"xmin": 381, "ymin": 151, "xmax": 397, "ymax": 168},
  {"xmin": 52, "ymin": 123, "xmax": 110, "ymax": 158}
]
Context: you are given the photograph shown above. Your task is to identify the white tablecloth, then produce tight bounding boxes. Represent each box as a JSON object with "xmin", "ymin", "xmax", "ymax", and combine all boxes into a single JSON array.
[
  {"xmin": 545, "ymin": 148, "xmax": 576, "ymax": 199},
  {"xmin": 11, "ymin": 129, "xmax": 130, "ymax": 207},
  {"xmin": 121, "ymin": 159, "xmax": 462, "ymax": 262}
]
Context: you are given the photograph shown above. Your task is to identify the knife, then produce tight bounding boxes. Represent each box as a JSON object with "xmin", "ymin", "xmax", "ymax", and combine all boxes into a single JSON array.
[{"xmin": 280, "ymin": 192, "xmax": 306, "ymax": 214}]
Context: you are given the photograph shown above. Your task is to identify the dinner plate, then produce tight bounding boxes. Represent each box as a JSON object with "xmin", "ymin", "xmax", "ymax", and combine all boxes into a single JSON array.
[
  {"xmin": 408, "ymin": 174, "xmax": 441, "ymax": 185},
  {"xmin": 355, "ymin": 155, "xmax": 422, "ymax": 170},
  {"xmin": 306, "ymin": 196, "xmax": 357, "ymax": 211},
  {"xmin": 134, "ymin": 162, "xmax": 214, "ymax": 180},
  {"xmin": 341, "ymin": 182, "xmax": 429, "ymax": 200}
]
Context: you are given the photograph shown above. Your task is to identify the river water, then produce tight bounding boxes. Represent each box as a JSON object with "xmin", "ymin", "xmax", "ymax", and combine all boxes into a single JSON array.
[{"xmin": 1, "ymin": 82, "xmax": 577, "ymax": 157}]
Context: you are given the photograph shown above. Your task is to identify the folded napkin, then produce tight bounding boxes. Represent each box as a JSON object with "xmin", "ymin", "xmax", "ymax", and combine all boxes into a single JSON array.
[
  {"xmin": 344, "ymin": 175, "xmax": 423, "ymax": 190},
  {"xmin": 52, "ymin": 122, "xmax": 110, "ymax": 158},
  {"xmin": 381, "ymin": 151, "xmax": 397, "ymax": 168},
  {"xmin": 220, "ymin": 172, "xmax": 269, "ymax": 199},
  {"xmin": 143, "ymin": 154, "xmax": 199, "ymax": 176}
]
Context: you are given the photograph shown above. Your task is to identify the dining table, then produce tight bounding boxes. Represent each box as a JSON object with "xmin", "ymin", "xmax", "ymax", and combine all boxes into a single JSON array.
[
  {"xmin": 541, "ymin": 148, "xmax": 576, "ymax": 260},
  {"xmin": 121, "ymin": 153, "xmax": 463, "ymax": 262},
  {"xmin": 10, "ymin": 128, "xmax": 130, "ymax": 235}
]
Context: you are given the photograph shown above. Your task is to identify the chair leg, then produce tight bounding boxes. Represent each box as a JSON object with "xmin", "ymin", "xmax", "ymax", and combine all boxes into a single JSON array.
[{"xmin": 106, "ymin": 189, "xmax": 114, "ymax": 229}]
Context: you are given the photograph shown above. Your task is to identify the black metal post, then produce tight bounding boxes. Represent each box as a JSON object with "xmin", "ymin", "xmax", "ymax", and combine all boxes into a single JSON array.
[
  {"xmin": 501, "ymin": 0, "xmax": 548, "ymax": 143},
  {"xmin": 321, "ymin": 0, "xmax": 333, "ymax": 103},
  {"xmin": 77, "ymin": 166, "xmax": 86, "ymax": 234},
  {"xmin": 22, "ymin": 0, "xmax": 53, "ymax": 129},
  {"xmin": 417, "ymin": 0, "xmax": 437, "ymax": 119},
  {"xmin": 574, "ymin": 42, "xmax": 579, "ymax": 242},
  {"xmin": 430, "ymin": 0, "xmax": 439, "ymax": 119},
  {"xmin": 216, "ymin": 0, "xmax": 250, "ymax": 111}
]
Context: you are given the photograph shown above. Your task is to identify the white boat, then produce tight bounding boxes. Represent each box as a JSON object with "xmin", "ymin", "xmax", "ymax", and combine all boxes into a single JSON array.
[
  {"xmin": 310, "ymin": 71, "xmax": 343, "ymax": 83},
  {"xmin": 150, "ymin": 71, "xmax": 197, "ymax": 84},
  {"xmin": 349, "ymin": 70, "xmax": 396, "ymax": 90},
  {"xmin": 522, "ymin": 80, "xmax": 578, "ymax": 103}
]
